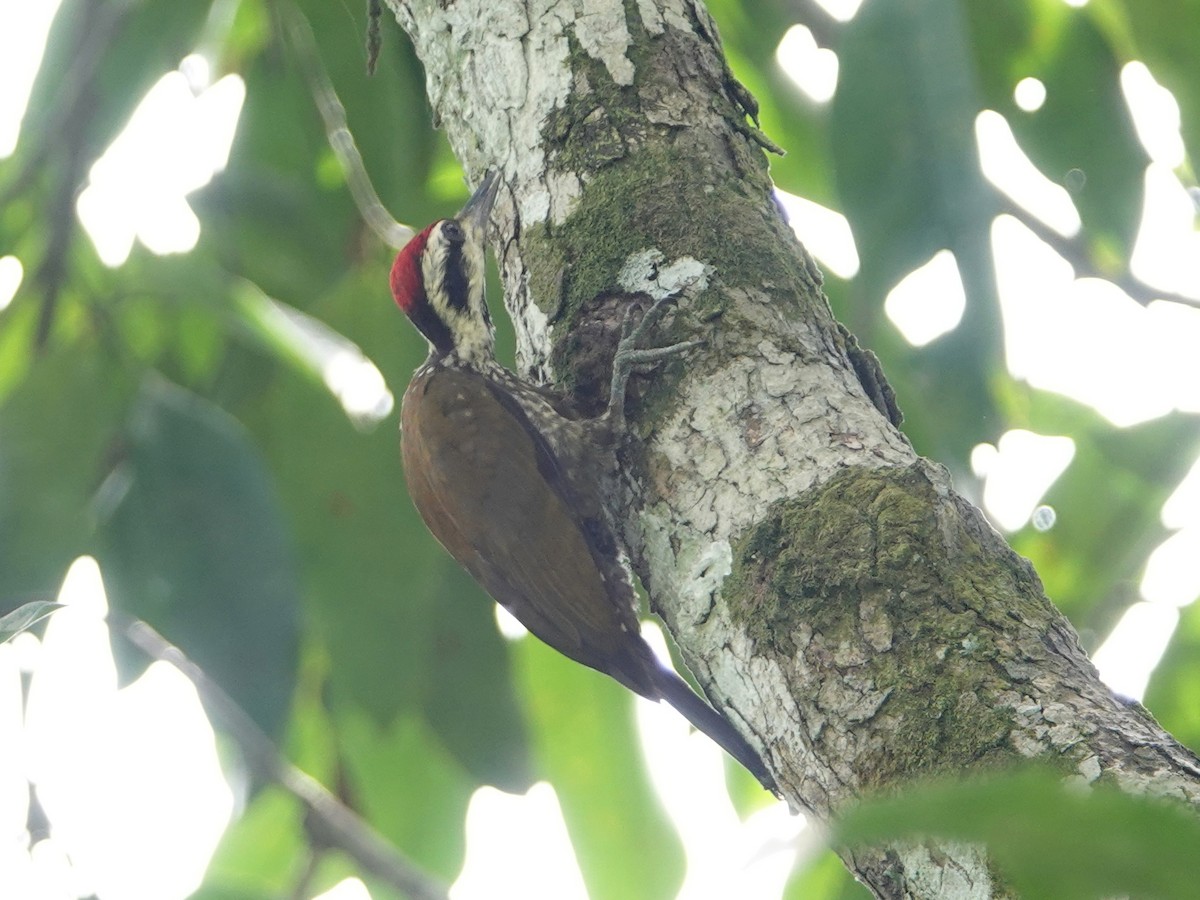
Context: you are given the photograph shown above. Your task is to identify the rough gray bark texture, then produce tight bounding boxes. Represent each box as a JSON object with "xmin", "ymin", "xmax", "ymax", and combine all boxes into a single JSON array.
[{"xmin": 387, "ymin": 0, "xmax": 1200, "ymax": 896}]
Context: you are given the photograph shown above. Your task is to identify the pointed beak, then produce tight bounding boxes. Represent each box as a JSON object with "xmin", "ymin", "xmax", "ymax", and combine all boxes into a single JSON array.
[{"xmin": 456, "ymin": 170, "xmax": 500, "ymax": 242}]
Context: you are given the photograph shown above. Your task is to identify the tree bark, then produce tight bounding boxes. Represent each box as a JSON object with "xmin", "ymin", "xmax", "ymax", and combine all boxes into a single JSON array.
[{"xmin": 386, "ymin": 0, "xmax": 1200, "ymax": 895}]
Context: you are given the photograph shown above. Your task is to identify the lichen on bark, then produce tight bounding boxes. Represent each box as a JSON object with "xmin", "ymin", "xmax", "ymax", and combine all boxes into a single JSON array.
[{"xmin": 728, "ymin": 464, "xmax": 1026, "ymax": 788}]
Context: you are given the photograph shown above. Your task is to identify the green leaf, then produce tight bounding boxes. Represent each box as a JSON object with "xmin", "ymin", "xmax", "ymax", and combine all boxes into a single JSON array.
[
  {"xmin": 961, "ymin": 0, "xmax": 1038, "ymax": 111},
  {"xmin": 293, "ymin": 0, "xmax": 442, "ymax": 217},
  {"xmin": 336, "ymin": 709, "xmax": 474, "ymax": 881},
  {"xmin": 832, "ymin": 0, "xmax": 992, "ymax": 303},
  {"xmin": 836, "ymin": 768, "xmax": 1200, "ymax": 900},
  {"xmin": 192, "ymin": 0, "xmax": 444, "ymax": 306},
  {"xmin": 1001, "ymin": 386, "xmax": 1200, "ymax": 636},
  {"xmin": 243, "ymin": 265, "xmax": 531, "ymax": 788},
  {"xmin": 191, "ymin": 35, "xmax": 354, "ymax": 304},
  {"xmin": 243, "ymin": 333, "xmax": 439, "ymax": 727},
  {"xmin": 95, "ymin": 376, "xmax": 301, "ymax": 739},
  {"xmin": 514, "ymin": 635, "xmax": 685, "ymax": 900},
  {"xmin": 1121, "ymin": 0, "xmax": 1200, "ymax": 167},
  {"xmin": 1145, "ymin": 599, "xmax": 1200, "ymax": 754},
  {"xmin": 17, "ymin": 0, "xmax": 211, "ymax": 171},
  {"xmin": 783, "ymin": 849, "xmax": 871, "ymax": 900},
  {"xmin": 421, "ymin": 563, "xmax": 533, "ymax": 791},
  {"xmin": 0, "ymin": 601, "xmax": 64, "ymax": 643},
  {"xmin": 831, "ymin": 0, "xmax": 1000, "ymax": 467},
  {"xmin": 965, "ymin": 2, "xmax": 1148, "ymax": 261},
  {"xmin": 0, "ymin": 343, "xmax": 136, "ymax": 606},
  {"xmin": 194, "ymin": 787, "xmax": 308, "ymax": 899},
  {"xmin": 1005, "ymin": 9, "xmax": 1145, "ymax": 263}
]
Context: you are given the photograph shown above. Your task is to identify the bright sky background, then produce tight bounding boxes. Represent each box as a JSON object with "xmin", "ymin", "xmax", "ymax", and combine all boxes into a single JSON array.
[{"xmin": 2, "ymin": 0, "xmax": 1199, "ymax": 897}]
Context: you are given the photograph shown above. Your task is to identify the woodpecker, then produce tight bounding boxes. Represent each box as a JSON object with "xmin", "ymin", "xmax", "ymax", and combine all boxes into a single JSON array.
[{"xmin": 391, "ymin": 171, "xmax": 775, "ymax": 793}]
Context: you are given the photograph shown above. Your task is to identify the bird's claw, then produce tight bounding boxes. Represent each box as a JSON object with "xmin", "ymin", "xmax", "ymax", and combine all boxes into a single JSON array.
[
  {"xmin": 618, "ymin": 293, "xmax": 678, "ymax": 349},
  {"xmin": 608, "ymin": 296, "xmax": 702, "ymax": 432}
]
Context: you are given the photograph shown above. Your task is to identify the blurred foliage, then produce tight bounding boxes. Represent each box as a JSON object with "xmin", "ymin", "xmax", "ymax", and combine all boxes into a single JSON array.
[
  {"xmin": 0, "ymin": 600, "xmax": 63, "ymax": 643},
  {"xmin": 836, "ymin": 768, "xmax": 1200, "ymax": 900},
  {"xmin": 1, "ymin": 0, "xmax": 1198, "ymax": 897}
]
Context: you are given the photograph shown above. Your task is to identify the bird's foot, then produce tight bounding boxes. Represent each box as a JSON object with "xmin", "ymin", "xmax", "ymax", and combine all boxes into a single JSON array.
[{"xmin": 607, "ymin": 296, "xmax": 703, "ymax": 433}]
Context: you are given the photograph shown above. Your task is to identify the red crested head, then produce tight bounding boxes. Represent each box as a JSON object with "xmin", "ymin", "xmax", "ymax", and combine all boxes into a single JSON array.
[
  {"xmin": 390, "ymin": 222, "xmax": 438, "ymax": 316},
  {"xmin": 390, "ymin": 172, "xmax": 500, "ymax": 362}
]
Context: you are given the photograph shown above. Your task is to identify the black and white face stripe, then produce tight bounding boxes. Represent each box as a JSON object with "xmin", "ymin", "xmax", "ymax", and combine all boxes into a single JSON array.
[
  {"xmin": 441, "ymin": 225, "xmax": 470, "ymax": 313},
  {"xmin": 408, "ymin": 295, "xmax": 455, "ymax": 356},
  {"xmin": 421, "ymin": 218, "xmax": 494, "ymax": 365}
]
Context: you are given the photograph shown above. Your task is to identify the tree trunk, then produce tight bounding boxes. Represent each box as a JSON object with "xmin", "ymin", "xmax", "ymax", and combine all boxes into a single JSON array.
[{"xmin": 386, "ymin": 0, "xmax": 1200, "ymax": 895}]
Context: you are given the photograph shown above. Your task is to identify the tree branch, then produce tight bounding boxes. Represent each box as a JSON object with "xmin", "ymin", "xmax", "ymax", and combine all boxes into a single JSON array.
[
  {"xmin": 785, "ymin": 0, "xmax": 842, "ymax": 49},
  {"xmin": 387, "ymin": 0, "xmax": 1200, "ymax": 895},
  {"xmin": 116, "ymin": 614, "xmax": 449, "ymax": 900},
  {"xmin": 993, "ymin": 192, "xmax": 1200, "ymax": 309},
  {"xmin": 282, "ymin": 5, "xmax": 414, "ymax": 250}
]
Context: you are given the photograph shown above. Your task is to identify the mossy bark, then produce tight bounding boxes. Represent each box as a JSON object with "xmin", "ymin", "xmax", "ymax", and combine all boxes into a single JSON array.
[{"xmin": 389, "ymin": 1, "xmax": 1200, "ymax": 896}]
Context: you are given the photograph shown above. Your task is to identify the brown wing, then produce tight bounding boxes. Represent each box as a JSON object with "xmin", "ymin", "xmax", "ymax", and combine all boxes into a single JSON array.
[{"xmin": 401, "ymin": 365, "xmax": 654, "ymax": 695}]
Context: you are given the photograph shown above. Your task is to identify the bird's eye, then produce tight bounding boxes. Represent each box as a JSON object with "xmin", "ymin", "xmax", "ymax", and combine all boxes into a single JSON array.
[{"xmin": 442, "ymin": 220, "xmax": 464, "ymax": 243}]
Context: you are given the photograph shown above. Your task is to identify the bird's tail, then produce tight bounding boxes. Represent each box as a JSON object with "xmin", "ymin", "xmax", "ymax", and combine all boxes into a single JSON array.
[{"xmin": 653, "ymin": 666, "xmax": 778, "ymax": 795}]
